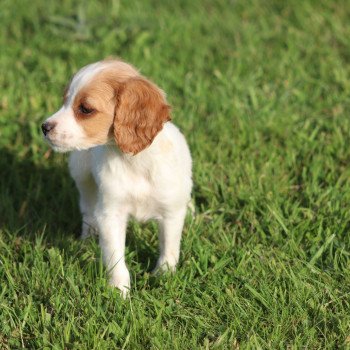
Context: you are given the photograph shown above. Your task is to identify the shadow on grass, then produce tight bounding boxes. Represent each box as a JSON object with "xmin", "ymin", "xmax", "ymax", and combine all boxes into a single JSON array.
[
  {"xmin": 0, "ymin": 148, "xmax": 78, "ymax": 241},
  {"xmin": 0, "ymin": 147, "xmax": 158, "ymax": 269}
]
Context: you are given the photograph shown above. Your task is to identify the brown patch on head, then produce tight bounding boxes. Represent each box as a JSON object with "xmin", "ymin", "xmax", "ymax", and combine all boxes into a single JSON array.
[
  {"xmin": 114, "ymin": 77, "xmax": 171, "ymax": 154},
  {"xmin": 70, "ymin": 60, "xmax": 170, "ymax": 152},
  {"xmin": 72, "ymin": 78, "xmax": 117, "ymax": 145}
]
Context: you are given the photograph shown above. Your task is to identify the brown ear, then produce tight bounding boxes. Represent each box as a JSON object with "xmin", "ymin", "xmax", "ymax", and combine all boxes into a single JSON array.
[{"xmin": 114, "ymin": 77, "xmax": 171, "ymax": 155}]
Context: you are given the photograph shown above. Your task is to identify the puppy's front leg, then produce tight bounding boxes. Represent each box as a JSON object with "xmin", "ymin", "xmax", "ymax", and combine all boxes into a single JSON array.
[
  {"xmin": 76, "ymin": 177, "xmax": 98, "ymax": 239},
  {"xmin": 95, "ymin": 204, "xmax": 130, "ymax": 297},
  {"xmin": 69, "ymin": 151, "xmax": 98, "ymax": 239}
]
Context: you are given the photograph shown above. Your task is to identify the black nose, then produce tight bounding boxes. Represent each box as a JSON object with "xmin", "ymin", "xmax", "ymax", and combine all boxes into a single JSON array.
[{"xmin": 41, "ymin": 122, "xmax": 56, "ymax": 136}]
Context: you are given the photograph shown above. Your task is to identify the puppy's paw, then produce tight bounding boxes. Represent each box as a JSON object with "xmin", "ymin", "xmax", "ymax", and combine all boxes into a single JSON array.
[
  {"xmin": 152, "ymin": 255, "xmax": 178, "ymax": 275},
  {"xmin": 110, "ymin": 282, "xmax": 130, "ymax": 299},
  {"xmin": 109, "ymin": 270, "xmax": 131, "ymax": 299}
]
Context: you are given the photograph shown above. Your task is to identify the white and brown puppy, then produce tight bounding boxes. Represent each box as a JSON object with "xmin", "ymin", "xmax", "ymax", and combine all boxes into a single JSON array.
[{"xmin": 42, "ymin": 59, "xmax": 192, "ymax": 295}]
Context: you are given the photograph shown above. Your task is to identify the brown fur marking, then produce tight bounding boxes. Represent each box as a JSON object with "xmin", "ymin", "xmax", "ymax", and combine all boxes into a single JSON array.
[{"xmin": 114, "ymin": 77, "xmax": 171, "ymax": 154}]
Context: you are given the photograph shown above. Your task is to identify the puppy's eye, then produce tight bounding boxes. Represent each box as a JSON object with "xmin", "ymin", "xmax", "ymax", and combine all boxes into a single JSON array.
[{"xmin": 79, "ymin": 104, "xmax": 94, "ymax": 115}]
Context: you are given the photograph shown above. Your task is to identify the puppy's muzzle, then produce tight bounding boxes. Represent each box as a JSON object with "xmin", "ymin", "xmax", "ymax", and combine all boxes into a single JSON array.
[{"xmin": 41, "ymin": 121, "xmax": 56, "ymax": 136}]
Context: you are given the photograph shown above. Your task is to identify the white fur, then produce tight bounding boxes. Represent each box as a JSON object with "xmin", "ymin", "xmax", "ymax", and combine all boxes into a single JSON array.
[
  {"xmin": 44, "ymin": 106, "xmax": 89, "ymax": 152},
  {"xmin": 43, "ymin": 61, "xmax": 192, "ymax": 296}
]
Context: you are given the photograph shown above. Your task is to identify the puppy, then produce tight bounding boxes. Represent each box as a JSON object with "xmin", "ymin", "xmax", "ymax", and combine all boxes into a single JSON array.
[{"xmin": 42, "ymin": 59, "xmax": 192, "ymax": 295}]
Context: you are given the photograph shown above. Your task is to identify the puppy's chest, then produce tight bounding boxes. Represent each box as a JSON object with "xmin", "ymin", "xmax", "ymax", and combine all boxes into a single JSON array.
[{"xmin": 96, "ymin": 156, "xmax": 159, "ymax": 221}]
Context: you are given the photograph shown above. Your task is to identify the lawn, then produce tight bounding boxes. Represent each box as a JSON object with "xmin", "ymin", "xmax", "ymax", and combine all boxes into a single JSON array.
[{"xmin": 1, "ymin": 0, "xmax": 350, "ymax": 348}]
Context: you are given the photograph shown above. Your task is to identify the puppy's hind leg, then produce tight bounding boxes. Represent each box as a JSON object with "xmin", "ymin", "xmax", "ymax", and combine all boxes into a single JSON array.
[
  {"xmin": 69, "ymin": 151, "xmax": 98, "ymax": 239},
  {"xmin": 153, "ymin": 207, "xmax": 187, "ymax": 273}
]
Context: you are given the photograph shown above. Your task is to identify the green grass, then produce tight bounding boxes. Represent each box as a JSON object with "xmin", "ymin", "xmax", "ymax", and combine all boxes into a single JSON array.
[{"xmin": 1, "ymin": 0, "xmax": 350, "ymax": 348}]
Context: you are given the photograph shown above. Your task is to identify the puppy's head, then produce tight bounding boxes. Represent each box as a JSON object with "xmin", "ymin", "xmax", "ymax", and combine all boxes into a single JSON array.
[{"xmin": 42, "ymin": 60, "xmax": 171, "ymax": 154}]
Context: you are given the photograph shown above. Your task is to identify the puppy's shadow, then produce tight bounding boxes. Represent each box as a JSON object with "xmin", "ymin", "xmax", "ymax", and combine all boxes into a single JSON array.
[
  {"xmin": 0, "ymin": 148, "xmax": 78, "ymax": 246},
  {"xmin": 0, "ymin": 147, "xmax": 157, "ymax": 268}
]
